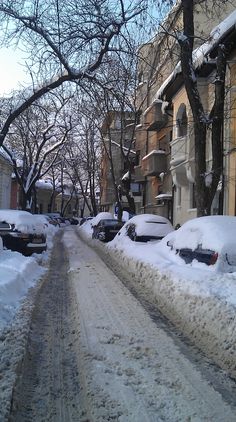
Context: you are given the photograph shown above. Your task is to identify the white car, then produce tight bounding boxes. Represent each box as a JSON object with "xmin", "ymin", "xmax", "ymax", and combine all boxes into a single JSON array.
[
  {"xmin": 0, "ymin": 209, "xmax": 47, "ymax": 255},
  {"xmin": 164, "ymin": 215, "xmax": 236, "ymax": 272},
  {"xmin": 116, "ymin": 214, "xmax": 174, "ymax": 242}
]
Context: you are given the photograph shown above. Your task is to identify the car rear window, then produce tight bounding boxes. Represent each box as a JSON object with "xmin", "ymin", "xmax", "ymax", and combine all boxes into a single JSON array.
[
  {"xmin": 103, "ymin": 220, "xmax": 121, "ymax": 226},
  {"xmin": 145, "ymin": 221, "xmax": 167, "ymax": 224}
]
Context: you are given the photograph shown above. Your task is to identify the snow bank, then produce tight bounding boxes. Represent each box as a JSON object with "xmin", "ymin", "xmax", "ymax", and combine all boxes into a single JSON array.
[
  {"xmin": 78, "ymin": 224, "xmax": 236, "ymax": 378},
  {"xmin": 107, "ymin": 244, "xmax": 236, "ymax": 377},
  {"xmin": 0, "ymin": 217, "xmax": 58, "ymax": 331},
  {"xmin": 0, "ymin": 250, "xmax": 45, "ymax": 330}
]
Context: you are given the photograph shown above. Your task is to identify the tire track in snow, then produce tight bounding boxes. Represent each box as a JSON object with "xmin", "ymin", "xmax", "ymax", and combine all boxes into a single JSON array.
[{"xmin": 9, "ymin": 234, "xmax": 87, "ymax": 422}]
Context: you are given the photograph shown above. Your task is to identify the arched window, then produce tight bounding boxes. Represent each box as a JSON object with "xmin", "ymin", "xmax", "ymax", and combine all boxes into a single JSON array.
[{"xmin": 176, "ymin": 104, "xmax": 188, "ymax": 137}]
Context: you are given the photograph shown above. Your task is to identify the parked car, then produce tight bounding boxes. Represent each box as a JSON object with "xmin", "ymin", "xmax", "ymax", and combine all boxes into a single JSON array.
[
  {"xmin": 117, "ymin": 214, "xmax": 174, "ymax": 242},
  {"xmin": 69, "ymin": 217, "xmax": 79, "ymax": 225},
  {"xmin": 0, "ymin": 210, "xmax": 47, "ymax": 256},
  {"xmin": 43, "ymin": 215, "xmax": 60, "ymax": 227},
  {"xmin": 45, "ymin": 212, "xmax": 61, "ymax": 218},
  {"xmin": 92, "ymin": 219, "xmax": 124, "ymax": 242},
  {"xmin": 55, "ymin": 216, "xmax": 70, "ymax": 227},
  {"xmin": 80, "ymin": 216, "xmax": 93, "ymax": 226},
  {"xmin": 164, "ymin": 215, "xmax": 236, "ymax": 272}
]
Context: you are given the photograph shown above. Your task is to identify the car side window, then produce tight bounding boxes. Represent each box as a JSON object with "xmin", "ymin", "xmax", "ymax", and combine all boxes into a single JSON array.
[{"xmin": 127, "ymin": 224, "xmax": 135, "ymax": 238}]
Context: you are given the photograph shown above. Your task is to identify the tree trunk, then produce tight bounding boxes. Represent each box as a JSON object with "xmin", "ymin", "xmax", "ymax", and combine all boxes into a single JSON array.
[
  {"xmin": 20, "ymin": 188, "xmax": 33, "ymax": 211},
  {"xmin": 180, "ymin": 0, "xmax": 226, "ymax": 216},
  {"xmin": 207, "ymin": 45, "xmax": 226, "ymax": 213},
  {"xmin": 180, "ymin": 0, "xmax": 208, "ymax": 216}
]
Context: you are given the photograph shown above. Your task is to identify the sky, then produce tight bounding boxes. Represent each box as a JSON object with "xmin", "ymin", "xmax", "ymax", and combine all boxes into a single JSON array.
[{"xmin": 0, "ymin": 47, "xmax": 29, "ymax": 96}]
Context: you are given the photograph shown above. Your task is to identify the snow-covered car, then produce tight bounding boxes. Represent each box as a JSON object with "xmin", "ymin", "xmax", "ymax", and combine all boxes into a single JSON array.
[
  {"xmin": 0, "ymin": 210, "xmax": 47, "ymax": 256},
  {"xmin": 79, "ymin": 212, "xmax": 114, "ymax": 238},
  {"xmin": 164, "ymin": 215, "xmax": 236, "ymax": 272},
  {"xmin": 79, "ymin": 216, "xmax": 93, "ymax": 226},
  {"xmin": 33, "ymin": 214, "xmax": 59, "ymax": 237},
  {"xmin": 116, "ymin": 214, "xmax": 174, "ymax": 242},
  {"xmin": 69, "ymin": 217, "xmax": 79, "ymax": 225},
  {"xmin": 92, "ymin": 219, "xmax": 124, "ymax": 242},
  {"xmin": 43, "ymin": 215, "xmax": 60, "ymax": 227}
]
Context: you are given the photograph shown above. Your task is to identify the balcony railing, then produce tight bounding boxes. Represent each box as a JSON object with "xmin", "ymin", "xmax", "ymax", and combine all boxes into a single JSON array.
[
  {"xmin": 144, "ymin": 101, "xmax": 168, "ymax": 131},
  {"xmin": 134, "ymin": 165, "xmax": 146, "ymax": 182},
  {"xmin": 142, "ymin": 150, "xmax": 167, "ymax": 177},
  {"xmin": 170, "ymin": 135, "xmax": 187, "ymax": 167}
]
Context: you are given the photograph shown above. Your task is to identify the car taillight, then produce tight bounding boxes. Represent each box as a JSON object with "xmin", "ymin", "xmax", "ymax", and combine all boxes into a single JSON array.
[{"xmin": 209, "ymin": 252, "xmax": 218, "ymax": 265}]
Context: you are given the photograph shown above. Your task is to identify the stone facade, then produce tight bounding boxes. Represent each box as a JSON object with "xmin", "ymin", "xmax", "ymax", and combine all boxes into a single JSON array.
[{"xmin": 0, "ymin": 149, "xmax": 12, "ymax": 209}]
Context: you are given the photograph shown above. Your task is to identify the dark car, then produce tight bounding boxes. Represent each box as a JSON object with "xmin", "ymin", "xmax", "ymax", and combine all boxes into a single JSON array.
[
  {"xmin": 0, "ymin": 210, "xmax": 47, "ymax": 256},
  {"xmin": 92, "ymin": 219, "xmax": 124, "ymax": 242},
  {"xmin": 80, "ymin": 216, "xmax": 93, "ymax": 226},
  {"xmin": 69, "ymin": 217, "xmax": 79, "ymax": 225}
]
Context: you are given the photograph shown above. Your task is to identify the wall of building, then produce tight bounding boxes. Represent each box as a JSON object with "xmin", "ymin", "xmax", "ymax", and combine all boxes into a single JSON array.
[
  {"xmin": 134, "ymin": 1, "xmax": 236, "ymax": 225},
  {"xmin": 225, "ymin": 59, "xmax": 236, "ymax": 215},
  {"xmin": 0, "ymin": 157, "xmax": 12, "ymax": 209}
]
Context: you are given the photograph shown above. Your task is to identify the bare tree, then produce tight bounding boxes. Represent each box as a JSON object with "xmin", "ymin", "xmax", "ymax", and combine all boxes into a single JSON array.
[
  {"xmin": 177, "ymin": 0, "xmax": 227, "ymax": 215},
  {"xmin": 83, "ymin": 48, "xmax": 141, "ymax": 221},
  {"xmin": 0, "ymin": 0, "xmax": 147, "ymax": 148},
  {"xmin": 56, "ymin": 94, "xmax": 102, "ymax": 217},
  {"xmin": 3, "ymin": 93, "xmax": 72, "ymax": 210}
]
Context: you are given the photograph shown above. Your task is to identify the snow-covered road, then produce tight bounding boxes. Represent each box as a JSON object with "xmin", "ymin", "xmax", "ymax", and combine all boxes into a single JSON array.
[{"xmin": 4, "ymin": 228, "xmax": 236, "ymax": 421}]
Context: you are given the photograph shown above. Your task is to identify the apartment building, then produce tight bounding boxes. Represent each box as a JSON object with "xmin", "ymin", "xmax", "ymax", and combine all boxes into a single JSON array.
[
  {"xmin": 100, "ymin": 110, "xmax": 142, "ymax": 215},
  {"xmin": 134, "ymin": 0, "xmax": 236, "ymax": 225}
]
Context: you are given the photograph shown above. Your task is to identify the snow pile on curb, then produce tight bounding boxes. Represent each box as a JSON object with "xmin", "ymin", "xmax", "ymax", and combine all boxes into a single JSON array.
[
  {"xmin": 78, "ymin": 226, "xmax": 236, "ymax": 378},
  {"xmin": 0, "ymin": 275, "xmax": 46, "ymax": 421},
  {"xmin": 107, "ymin": 244, "xmax": 236, "ymax": 378},
  {"xmin": 0, "ymin": 251, "xmax": 46, "ymax": 331}
]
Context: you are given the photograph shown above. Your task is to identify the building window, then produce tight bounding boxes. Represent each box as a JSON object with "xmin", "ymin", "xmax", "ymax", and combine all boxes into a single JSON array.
[
  {"xmin": 190, "ymin": 183, "xmax": 196, "ymax": 208},
  {"xmin": 136, "ymin": 110, "xmax": 142, "ymax": 125},
  {"xmin": 177, "ymin": 187, "xmax": 181, "ymax": 207},
  {"xmin": 131, "ymin": 182, "xmax": 141, "ymax": 196},
  {"xmin": 176, "ymin": 104, "xmax": 188, "ymax": 137},
  {"xmin": 135, "ymin": 150, "xmax": 140, "ymax": 166}
]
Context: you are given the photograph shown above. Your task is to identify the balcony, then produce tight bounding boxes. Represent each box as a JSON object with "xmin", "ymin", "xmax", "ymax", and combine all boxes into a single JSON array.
[
  {"xmin": 144, "ymin": 101, "xmax": 168, "ymax": 131},
  {"xmin": 170, "ymin": 136, "xmax": 196, "ymax": 187},
  {"xmin": 142, "ymin": 150, "xmax": 167, "ymax": 177},
  {"xmin": 134, "ymin": 165, "xmax": 146, "ymax": 182}
]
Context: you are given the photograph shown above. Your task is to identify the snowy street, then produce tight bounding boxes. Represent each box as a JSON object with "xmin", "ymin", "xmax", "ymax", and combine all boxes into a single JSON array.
[{"xmin": 2, "ymin": 226, "xmax": 236, "ymax": 421}]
